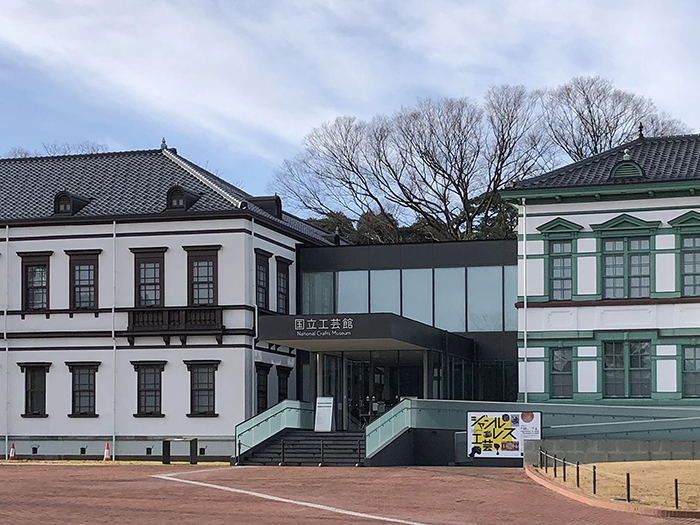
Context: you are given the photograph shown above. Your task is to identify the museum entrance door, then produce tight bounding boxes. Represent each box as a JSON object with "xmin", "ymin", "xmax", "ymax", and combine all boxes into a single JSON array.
[{"xmin": 325, "ymin": 350, "xmax": 425, "ymax": 430}]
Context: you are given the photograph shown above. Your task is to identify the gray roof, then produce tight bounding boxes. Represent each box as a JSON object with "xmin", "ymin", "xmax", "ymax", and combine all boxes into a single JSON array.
[
  {"xmin": 511, "ymin": 134, "xmax": 700, "ymax": 191},
  {"xmin": 0, "ymin": 147, "xmax": 332, "ymax": 244}
]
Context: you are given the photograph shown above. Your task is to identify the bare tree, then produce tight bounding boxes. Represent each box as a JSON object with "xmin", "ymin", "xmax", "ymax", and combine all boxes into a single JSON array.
[
  {"xmin": 4, "ymin": 141, "xmax": 109, "ymax": 158},
  {"xmin": 541, "ymin": 76, "xmax": 691, "ymax": 162},
  {"xmin": 273, "ymin": 91, "xmax": 548, "ymax": 240},
  {"xmin": 42, "ymin": 141, "xmax": 109, "ymax": 156},
  {"xmin": 4, "ymin": 146, "xmax": 39, "ymax": 158}
]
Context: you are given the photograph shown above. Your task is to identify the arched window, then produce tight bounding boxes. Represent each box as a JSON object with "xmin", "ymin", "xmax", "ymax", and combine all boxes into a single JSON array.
[
  {"xmin": 167, "ymin": 187, "xmax": 186, "ymax": 210},
  {"xmin": 55, "ymin": 193, "xmax": 72, "ymax": 215}
]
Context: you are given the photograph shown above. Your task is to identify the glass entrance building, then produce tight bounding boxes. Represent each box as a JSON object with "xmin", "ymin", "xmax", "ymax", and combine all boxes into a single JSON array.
[{"xmin": 259, "ymin": 239, "xmax": 518, "ymax": 431}]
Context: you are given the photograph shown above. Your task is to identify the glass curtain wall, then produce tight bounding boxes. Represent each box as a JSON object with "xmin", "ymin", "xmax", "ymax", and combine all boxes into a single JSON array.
[{"xmin": 302, "ymin": 265, "xmax": 517, "ymax": 334}]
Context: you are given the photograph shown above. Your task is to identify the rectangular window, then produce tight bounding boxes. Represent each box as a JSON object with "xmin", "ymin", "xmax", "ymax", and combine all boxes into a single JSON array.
[
  {"xmin": 255, "ymin": 250, "xmax": 271, "ymax": 310},
  {"xmin": 603, "ymin": 341, "xmax": 651, "ymax": 398},
  {"xmin": 132, "ymin": 361, "xmax": 166, "ymax": 416},
  {"xmin": 550, "ymin": 241, "xmax": 572, "ymax": 301},
  {"xmin": 19, "ymin": 251, "xmax": 53, "ymax": 311},
  {"xmin": 682, "ymin": 236, "xmax": 700, "ymax": 296},
  {"xmin": 185, "ymin": 360, "xmax": 219, "ymax": 416},
  {"xmin": 256, "ymin": 363, "xmax": 271, "ymax": 414},
  {"xmin": 301, "ymin": 272, "xmax": 334, "ymax": 314},
  {"xmin": 336, "ymin": 270, "xmax": 369, "ymax": 314},
  {"xmin": 603, "ymin": 341, "xmax": 625, "ymax": 397},
  {"xmin": 603, "ymin": 240, "xmax": 624, "ymax": 299},
  {"xmin": 66, "ymin": 250, "xmax": 101, "ymax": 310},
  {"xmin": 131, "ymin": 248, "xmax": 167, "ymax": 307},
  {"xmin": 550, "ymin": 348, "xmax": 573, "ymax": 398},
  {"xmin": 603, "ymin": 237, "xmax": 650, "ymax": 299},
  {"xmin": 184, "ymin": 246, "xmax": 220, "ymax": 306},
  {"xmin": 628, "ymin": 238, "xmax": 650, "ymax": 298},
  {"xmin": 467, "ymin": 266, "xmax": 503, "ymax": 331},
  {"xmin": 66, "ymin": 362, "xmax": 99, "ymax": 416},
  {"xmin": 277, "ymin": 366, "xmax": 291, "ymax": 403},
  {"xmin": 18, "ymin": 363, "xmax": 50, "ymax": 417},
  {"xmin": 276, "ymin": 259, "xmax": 290, "ymax": 315},
  {"xmin": 370, "ymin": 269, "xmax": 400, "ymax": 314},
  {"xmin": 628, "ymin": 341, "xmax": 651, "ymax": 397},
  {"xmin": 683, "ymin": 347, "xmax": 700, "ymax": 397}
]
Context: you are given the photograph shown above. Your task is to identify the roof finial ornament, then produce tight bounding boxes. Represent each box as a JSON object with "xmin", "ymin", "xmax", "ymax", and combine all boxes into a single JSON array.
[
  {"xmin": 160, "ymin": 138, "xmax": 167, "ymax": 150},
  {"xmin": 638, "ymin": 122, "xmax": 644, "ymax": 139},
  {"xmin": 623, "ymin": 148, "xmax": 631, "ymax": 161}
]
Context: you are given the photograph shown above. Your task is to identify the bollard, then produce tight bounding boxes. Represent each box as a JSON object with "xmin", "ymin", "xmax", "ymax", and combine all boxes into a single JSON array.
[
  {"xmin": 675, "ymin": 478, "xmax": 679, "ymax": 509},
  {"xmin": 576, "ymin": 461, "xmax": 580, "ymax": 488},
  {"xmin": 593, "ymin": 466, "xmax": 597, "ymax": 495},
  {"xmin": 162, "ymin": 440, "xmax": 171, "ymax": 465},
  {"xmin": 189, "ymin": 438, "xmax": 198, "ymax": 465},
  {"xmin": 626, "ymin": 472, "xmax": 630, "ymax": 503},
  {"xmin": 563, "ymin": 458, "xmax": 566, "ymax": 482},
  {"xmin": 553, "ymin": 454, "xmax": 557, "ymax": 478}
]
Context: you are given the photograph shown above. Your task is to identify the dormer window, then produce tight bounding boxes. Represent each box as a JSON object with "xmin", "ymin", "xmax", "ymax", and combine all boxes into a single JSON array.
[
  {"xmin": 53, "ymin": 191, "xmax": 90, "ymax": 216},
  {"xmin": 57, "ymin": 194, "xmax": 71, "ymax": 214},
  {"xmin": 170, "ymin": 189, "xmax": 185, "ymax": 209},
  {"xmin": 611, "ymin": 149, "xmax": 644, "ymax": 179},
  {"xmin": 165, "ymin": 185, "xmax": 200, "ymax": 212}
]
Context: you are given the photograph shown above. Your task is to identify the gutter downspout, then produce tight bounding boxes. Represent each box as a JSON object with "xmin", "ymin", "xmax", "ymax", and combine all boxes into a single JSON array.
[
  {"xmin": 111, "ymin": 221, "xmax": 117, "ymax": 459},
  {"xmin": 4, "ymin": 225, "xmax": 8, "ymax": 459},
  {"xmin": 521, "ymin": 198, "xmax": 528, "ymax": 404}
]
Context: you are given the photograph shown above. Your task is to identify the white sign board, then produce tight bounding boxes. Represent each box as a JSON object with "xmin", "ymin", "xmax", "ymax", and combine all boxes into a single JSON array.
[
  {"xmin": 314, "ymin": 397, "xmax": 335, "ymax": 432},
  {"xmin": 467, "ymin": 411, "xmax": 541, "ymax": 458}
]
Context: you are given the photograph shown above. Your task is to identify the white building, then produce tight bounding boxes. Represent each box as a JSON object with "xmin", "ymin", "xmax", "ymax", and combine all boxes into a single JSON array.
[
  {"xmin": 502, "ymin": 134, "xmax": 700, "ymax": 406},
  {"xmin": 0, "ymin": 144, "xmax": 332, "ymax": 459}
]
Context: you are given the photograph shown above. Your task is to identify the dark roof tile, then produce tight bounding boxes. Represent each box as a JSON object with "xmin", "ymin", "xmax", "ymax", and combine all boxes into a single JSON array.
[{"xmin": 512, "ymin": 134, "xmax": 700, "ymax": 191}]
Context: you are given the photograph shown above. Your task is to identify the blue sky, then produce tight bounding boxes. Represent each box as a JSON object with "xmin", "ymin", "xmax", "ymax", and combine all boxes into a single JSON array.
[{"xmin": 0, "ymin": 0, "xmax": 698, "ymax": 206}]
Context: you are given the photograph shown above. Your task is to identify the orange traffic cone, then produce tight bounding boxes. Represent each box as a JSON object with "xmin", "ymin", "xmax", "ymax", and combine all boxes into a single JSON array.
[
  {"xmin": 9, "ymin": 442, "xmax": 16, "ymax": 460},
  {"xmin": 103, "ymin": 442, "xmax": 111, "ymax": 462}
]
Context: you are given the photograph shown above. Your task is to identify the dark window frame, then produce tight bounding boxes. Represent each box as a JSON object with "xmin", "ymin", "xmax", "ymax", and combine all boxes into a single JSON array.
[
  {"xmin": 18, "ymin": 362, "xmax": 51, "ymax": 417},
  {"xmin": 256, "ymin": 362, "xmax": 272, "ymax": 414},
  {"xmin": 66, "ymin": 361, "xmax": 100, "ymax": 417},
  {"xmin": 277, "ymin": 365, "xmax": 292, "ymax": 403},
  {"xmin": 131, "ymin": 360, "xmax": 166, "ymax": 417},
  {"xmin": 130, "ymin": 248, "xmax": 167, "ymax": 307},
  {"xmin": 56, "ymin": 194, "xmax": 72, "ymax": 214},
  {"xmin": 276, "ymin": 257, "xmax": 292, "ymax": 315},
  {"xmin": 603, "ymin": 340, "xmax": 651, "ymax": 398},
  {"xmin": 184, "ymin": 360, "xmax": 220, "ymax": 417},
  {"xmin": 550, "ymin": 347, "xmax": 573, "ymax": 398},
  {"xmin": 168, "ymin": 188, "xmax": 186, "ymax": 210},
  {"xmin": 65, "ymin": 249, "xmax": 101, "ymax": 311},
  {"xmin": 683, "ymin": 346, "xmax": 700, "ymax": 397},
  {"xmin": 255, "ymin": 249, "xmax": 272, "ymax": 310},
  {"xmin": 183, "ymin": 245, "xmax": 221, "ymax": 306},
  {"xmin": 18, "ymin": 251, "xmax": 53, "ymax": 312}
]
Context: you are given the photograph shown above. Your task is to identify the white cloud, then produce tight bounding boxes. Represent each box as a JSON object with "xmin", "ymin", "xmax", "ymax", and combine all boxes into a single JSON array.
[{"xmin": 0, "ymin": 0, "xmax": 698, "ymax": 164}]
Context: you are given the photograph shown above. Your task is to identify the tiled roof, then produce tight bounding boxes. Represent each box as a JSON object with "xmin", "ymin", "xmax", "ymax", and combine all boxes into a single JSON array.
[
  {"xmin": 511, "ymin": 134, "xmax": 700, "ymax": 191},
  {"xmin": 0, "ymin": 148, "xmax": 332, "ymax": 244}
]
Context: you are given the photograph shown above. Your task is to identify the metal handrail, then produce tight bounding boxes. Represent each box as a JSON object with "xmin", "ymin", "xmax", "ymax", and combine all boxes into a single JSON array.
[{"xmin": 235, "ymin": 400, "xmax": 314, "ymax": 459}]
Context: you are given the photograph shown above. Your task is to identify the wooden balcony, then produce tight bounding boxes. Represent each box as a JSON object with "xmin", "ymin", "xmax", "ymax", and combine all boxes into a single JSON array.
[{"xmin": 126, "ymin": 306, "xmax": 224, "ymax": 344}]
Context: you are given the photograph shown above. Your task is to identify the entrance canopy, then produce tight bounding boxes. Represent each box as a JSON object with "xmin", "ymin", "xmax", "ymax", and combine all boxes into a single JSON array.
[{"xmin": 259, "ymin": 313, "xmax": 474, "ymax": 357}]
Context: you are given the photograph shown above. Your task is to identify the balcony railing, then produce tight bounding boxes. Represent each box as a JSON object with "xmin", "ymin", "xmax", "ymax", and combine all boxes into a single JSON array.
[{"xmin": 127, "ymin": 306, "xmax": 223, "ymax": 333}]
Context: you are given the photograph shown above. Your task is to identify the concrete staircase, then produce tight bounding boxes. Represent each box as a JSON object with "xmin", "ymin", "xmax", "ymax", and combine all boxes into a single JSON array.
[{"xmin": 239, "ymin": 430, "xmax": 365, "ymax": 466}]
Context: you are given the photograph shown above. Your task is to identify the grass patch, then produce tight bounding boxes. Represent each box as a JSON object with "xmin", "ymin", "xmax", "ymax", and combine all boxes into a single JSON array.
[{"xmin": 536, "ymin": 460, "xmax": 700, "ymax": 510}]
